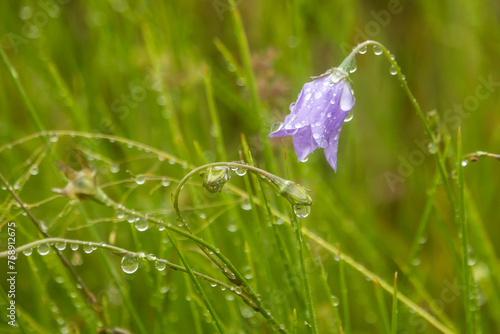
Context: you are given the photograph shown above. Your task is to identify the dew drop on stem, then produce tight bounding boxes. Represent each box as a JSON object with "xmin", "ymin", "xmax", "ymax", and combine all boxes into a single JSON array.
[
  {"xmin": 389, "ymin": 65, "xmax": 397, "ymax": 76},
  {"xmin": 155, "ymin": 260, "xmax": 166, "ymax": 271},
  {"xmin": 135, "ymin": 174, "xmax": 146, "ymax": 185},
  {"xmin": 135, "ymin": 218, "xmax": 149, "ymax": 231},
  {"xmin": 23, "ymin": 248, "xmax": 33, "ymax": 256},
  {"xmin": 373, "ymin": 45, "xmax": 383, "ymax": 55},
  {"xmin": 37, "ymin": 243, "xmax": 50, "ymax": 256},
  {"xmin": 358, "ymin": 45, "xmax": 367, "ymax": 54},
  {"xmin": 83, "ymin": 243, "xmax": 93, "ymax": 254},
  {"xmin": 70, "ymin": 243, "xmax": 79, "ymax": 251},
  {"xmin": 55, "ymin": 242, "xmax": 66, "ymax": 251},
  {"xmin": 121, "ymin": 254, "xmax": 139, "ymax": 274}
]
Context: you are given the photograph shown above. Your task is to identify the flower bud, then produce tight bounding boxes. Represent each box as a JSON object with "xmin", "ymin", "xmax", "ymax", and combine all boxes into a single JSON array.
[
  {"xmin": 266, "ymin": 175, "xmax": 312, "ymax": 207},
  {"xmin": 201, "ymin": 166, "xmax": 231, "ymax": 193},
  {"xmin": 52, "ymin": 155, "xmax": 98, "ymax": 201}
]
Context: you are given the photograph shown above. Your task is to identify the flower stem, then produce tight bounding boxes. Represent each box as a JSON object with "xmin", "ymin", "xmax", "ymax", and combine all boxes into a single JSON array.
[{"xmin": 346, "ymin": 40, "xmax": 456, "ymax": 213}]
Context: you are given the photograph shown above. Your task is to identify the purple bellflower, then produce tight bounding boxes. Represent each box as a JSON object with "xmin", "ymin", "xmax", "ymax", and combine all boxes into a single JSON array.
[{"xmin": 268, "ymin": 68, "xmax": 355, "ymax": 171}]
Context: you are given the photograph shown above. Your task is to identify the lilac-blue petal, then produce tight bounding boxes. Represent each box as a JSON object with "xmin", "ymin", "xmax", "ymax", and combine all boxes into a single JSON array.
[
  {"xmin": 292, "ymin": 126, "xmax": 318, "ymax": 162},
  {"xmin": 339, "ymin": 81, "xmax": 355, "ymax": 111},
  {"xmin": 323, "ymin": 124, "xmax": 345, "ymax": 172}
]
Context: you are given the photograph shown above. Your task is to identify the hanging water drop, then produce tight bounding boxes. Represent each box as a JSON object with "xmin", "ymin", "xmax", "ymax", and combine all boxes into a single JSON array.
[
  {"xmin": 116, "ymin": 209, "xmax": 125, "ymax": 219},
  {"xmin": 349, "ymin": 59, "xmax": 357, "ymax": 73},
  {"xmin": 235, "ymin": 168, "xmax": 247, "ymax": 176},
  {"xmin": 461, "ymin": 160, "xmax": 469, "ymax": 167},
  {"xmin": 135, "ymin": 174, "xmax": 146, "ymax": 185},
  {"xmin": 127, "ymin": 214, "xmax": 137, "ymax": 223},
  {"xmin": 110, "ymin": 165, "xmax": 120, "ymax": 173},
  {"xmin": 358, "ymin": 46, "xmax": 367, "ymax": 54},
  {"xmin": 157, "ymin": 222, "xmax": 166, "ymax": 231},
  {"xmin": 155, "ymin": 260, "xmax": 166, "ymax": 271},
  {"xmin": 161, "ymin": 178, "xmax": 171, "ymax": 187},
  {"xmin": 70, "ymin": 243, "xmax": 79, "ymax": 251},
  {"xmin": 373, "ymin": 45, "xmax": 383, "ymax": 55},
  {"xmin": 121, "ymin": 254, "xmax": 139, "ymax": 274},
  {"xmin": 30, "ymin": 167, "xmax": 39, "ymax": 175},
  {"xmin": 427, "ymin": 143, "xmax": 438, "ymax": 154},
  {"xmin": 389, "ymin": 65, "xmax": 397, "ymax": 76},
  {"xmin": 293, "ymin": 205, "xmax": 311, "ymax": 218},
  {"xmin": 83, "ymin": 243, "xmax": 93, "ymax": 254},
  {"xmin": 332, "ymin": 295, "xmax": 340, "ymax": 307},
  {"xmin": 344, "ymin": 112, "xmax": 354, "ymax": 123},
  {"xmin": 55, "ymin": 242, "xmax": 66, "ymax": 250},
  {"xmin": 135, "ymin": 218, "xmax": 149, "ymax": 231},
  {"xmin": 37, "ymin": 243, "xmax": 50, "ymax": 256},
  {"xmin": 23, "ymin": 248, "xmax": 33, "ymax": 256}
]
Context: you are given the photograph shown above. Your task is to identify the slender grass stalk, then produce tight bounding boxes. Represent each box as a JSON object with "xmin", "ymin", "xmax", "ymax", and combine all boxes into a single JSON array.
[
  {"xmin": 374, "ymin": 278, "xmax": 391, "ymax": 334},
  {"xmin": 291, "ymin": 213, "xmax": 318, "ymax": 333},
  {"xmin": 338, "ymin": 245, "xmax": 351, "ymax": 334},
  {"xmin": 457, "ymin": 128, "xmax": 473, "ymax": 333},
  {"xmin": 391, "ymin": 272, "xmax": 399, "ymax": 334}
]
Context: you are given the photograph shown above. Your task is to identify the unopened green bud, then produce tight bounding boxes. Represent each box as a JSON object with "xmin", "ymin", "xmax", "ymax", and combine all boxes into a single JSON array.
[
  {"xmin": 52, "ymin": 154, "xmax": 98, "ymax": 201},
  {"xmin": 266, "ymin": 175, "xmax": 312, "ymax": 207},
  {"xmin": 201, "ymin": 166, "xmax": 231, "ymax": 193}
]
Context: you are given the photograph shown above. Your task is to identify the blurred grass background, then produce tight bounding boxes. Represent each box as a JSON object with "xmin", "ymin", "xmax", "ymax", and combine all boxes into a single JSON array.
[{"xmin": 0, "ymin": 0, "xmax": 499, "ymax": 333}]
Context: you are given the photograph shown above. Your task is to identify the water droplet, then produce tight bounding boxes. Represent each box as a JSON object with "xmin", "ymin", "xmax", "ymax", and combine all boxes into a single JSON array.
[
  {"xmin": 30, "ymin": 167, "xmax": 39, "ymax": 175},
  {"xmin": 349, "ymin": 60, "xmax": 357, "ymax": 73},
  {"xmin": 157, "ymin": 222, "xmax": 166, "ymax": 231},
  {"xmin": 83, "ymin": 244, "xmax": 93, "ymax": 254},
  {"xmin": 389, "ymin": 65, "xmax": 397, "ymax": 76},
  {"xmin": 70, "ymin": 244, "xmax": 79, "ymax": 251},
  {"xmin": 332, "ymin": 295, "xmax": 340, "ymax": 306},
  {"xmin": 121, "ymin": 255, "xmax": 139, "ymax": 274},
  {"xmin": 293, "ymin": 205, "xmax": 311, "ymax": 218},
  {"xmin": 313, "ymin": 133, "xmax": 320, "ymax": 139},
  {"xmin": 241, "ymin": 201, "xmax": 252, "ymax": 211},
  {"xmin": 110, "ymin": 165, "xmax": 120, "ymax": 173},
  {"xmin": 468, "ymin": 258, "xmax": 477, "ymax": 266},
  {"xmin": 418, "ymin": 236, "xmax": 427, "ymax": 245},
  {"xmin": 211, "ymin": 283, "xmax": 218, "ymax": 288},
  {"xmin": 344, "ymin": 112, "xmax": 354, "ymax": 122},
  {"xmin": 427, "ymin": 143, "xmax": 438, "ymax": 154},
  {"xmin": 270, "ymin": 122, "xmax": 283, "ymax": 133},
  {"xmin": 305, "ymin": 92, "xmax": 312, "ymax": 101},
  {"xmin": 135, "ymin": 174, "xmax": 146, "ymax": 185},
  {"xmin": 358, "ymin": 46, "xmax": 367, "ymax": 54},
  {"xmin": 127, "ymin": 214, "xmax": 137, "ymax": 223},
  {"xmin": 135, "ymin": 218, "xmax": 149, "ymax": 231},
  {"xmin": 300, "ymin": 157, "xmax": 309, "ymax": 162},
  {"xmin": 373, "ymin": 45, "xmax": 383, "ymax": 55},
  {"xmin": 161, "ymin": 178, "xmax": 171, "ymax": 187},
  {"xmin": 314, "ymin": 92, "xmax": 323, "ymax": 99},
  {"xmin": 116, "ymin": 209, "xmax": 125, "ymax": 219},
  {"xmin": 411, "ymin": 258, "xmax": 421, "ymax": 266},
  {"xmin": 55, "ymin": 242, "xmax": 66, "ymax": 250},
  {"xmin": 37, "ymin": 244, "xmax": 50, "ymax": 256},
  {"xmin": 23, "ymin": 248, "xmax": 32, "ymax": 256},
  {"xmin": 227, "ymin": 224, "xmax": 238, "ymax": 232},
  {"xmin": 289, "ymin": 102, "xmax": 296, "ymax": 112},
  {"xmin": 49, "ymin": 135, "xmax": 59, "ymax": 143},
  {"xmin": 155, "ymin": 260, "xmax": 166, "ymax": 271},
  {"xmin": 235, "ymin": 168, "xmax": 247, "ymax": 176},
  {"xmin": 235, "ymin": 287, "xmax": 242, "ymax": 295},
  {"xmin": 461, "ymin": 160, "xmax": 469, "ymax": 167}
]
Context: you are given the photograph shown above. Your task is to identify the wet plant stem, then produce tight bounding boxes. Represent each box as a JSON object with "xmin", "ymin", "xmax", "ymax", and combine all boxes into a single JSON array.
[{"xmin": 347, "ymin": 40, "xmax": 455, "ymax": 214}]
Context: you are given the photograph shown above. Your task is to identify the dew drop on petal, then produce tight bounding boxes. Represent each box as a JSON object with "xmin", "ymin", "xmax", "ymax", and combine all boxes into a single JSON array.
[
  {"xmin": 270, "ymin": 122, "xmax": 283, "ymax": 133},
  {"xmin": 313, "ymin": 133, "xmax": 320, "ymax": 139},
  {"xmin": 293, "ymin": 205, "xmax": 311, "ymax": 218},
  {"xmin": 373, "ymin": 45, "xmax": 383, "ymax": 55},
  {"xmin": 389, "ymin": 65, "xmax": 397, "ymax": 76},
  {"xmin": 135, "ymin": 218, "xmax": 149, "ymax": 231},
  {"xmin": 314, "ymin": 92, "xmax": 322, "ymax": 99},
  {"xmin": 37, "ymin": 243, "xmax": 50, "ymax": 256},
  {"xmin": 289, "ymin": 102, "xmax": 296, "ymax": 112},
  {"xmin": 304, "ymin": 92, "xmax": 312, "ymax": 101},
  {"xmin": 121, "ymin": 255, "xmax": 139, "ymax": 274}
]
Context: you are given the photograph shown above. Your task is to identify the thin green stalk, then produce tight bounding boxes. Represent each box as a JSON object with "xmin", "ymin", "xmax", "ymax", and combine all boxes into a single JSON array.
[
  {"xmin": 391, "ymin": 272, "xmax": 399, "ymax": 334},
  {"xmin": 338, "ymin": 246, "xmax": 351, "ymax": 334},
  {"xmin": 374, "ymin": 279, "xmax": 391, "ymax": 334},
  {"xmin": 346, "ymin": 40, "xmax": 455, "ymax": 213},
  {"xmin": 291, "ymin": 213, "xmax": 318, "ymax": 333},
  {"xmin": 0, "ymin": 48, "xmax": 46, "ymax": 133},
  {"xmin": 163, "ymin": 227, "xmax": 226, "ymax": 334},
  {"xmin": 202, "ymin": 63, "xmax": 227, "ymax": 161},
  {"xmin": 457, "ymin": 128, "xmax": 473, "ymax": 333}
]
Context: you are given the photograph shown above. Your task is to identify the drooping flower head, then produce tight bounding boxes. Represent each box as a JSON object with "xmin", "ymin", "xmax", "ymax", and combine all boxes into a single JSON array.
[{"xmin": 268, "ymin": 68, "xmax": 355, "ymax": 171}]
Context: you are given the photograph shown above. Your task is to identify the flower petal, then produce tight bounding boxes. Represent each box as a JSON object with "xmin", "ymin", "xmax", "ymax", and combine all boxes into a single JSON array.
[
  {"xmin": 340, "ymin": 81, "xmax": 355, "ymax": 111},
  {"xmin": 323, "ymin": 124, "xmax": 345, "ymax": 172},
  {"xmin": 293, "ymin": 126, "xmax": 318, "ymax": 162}
]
